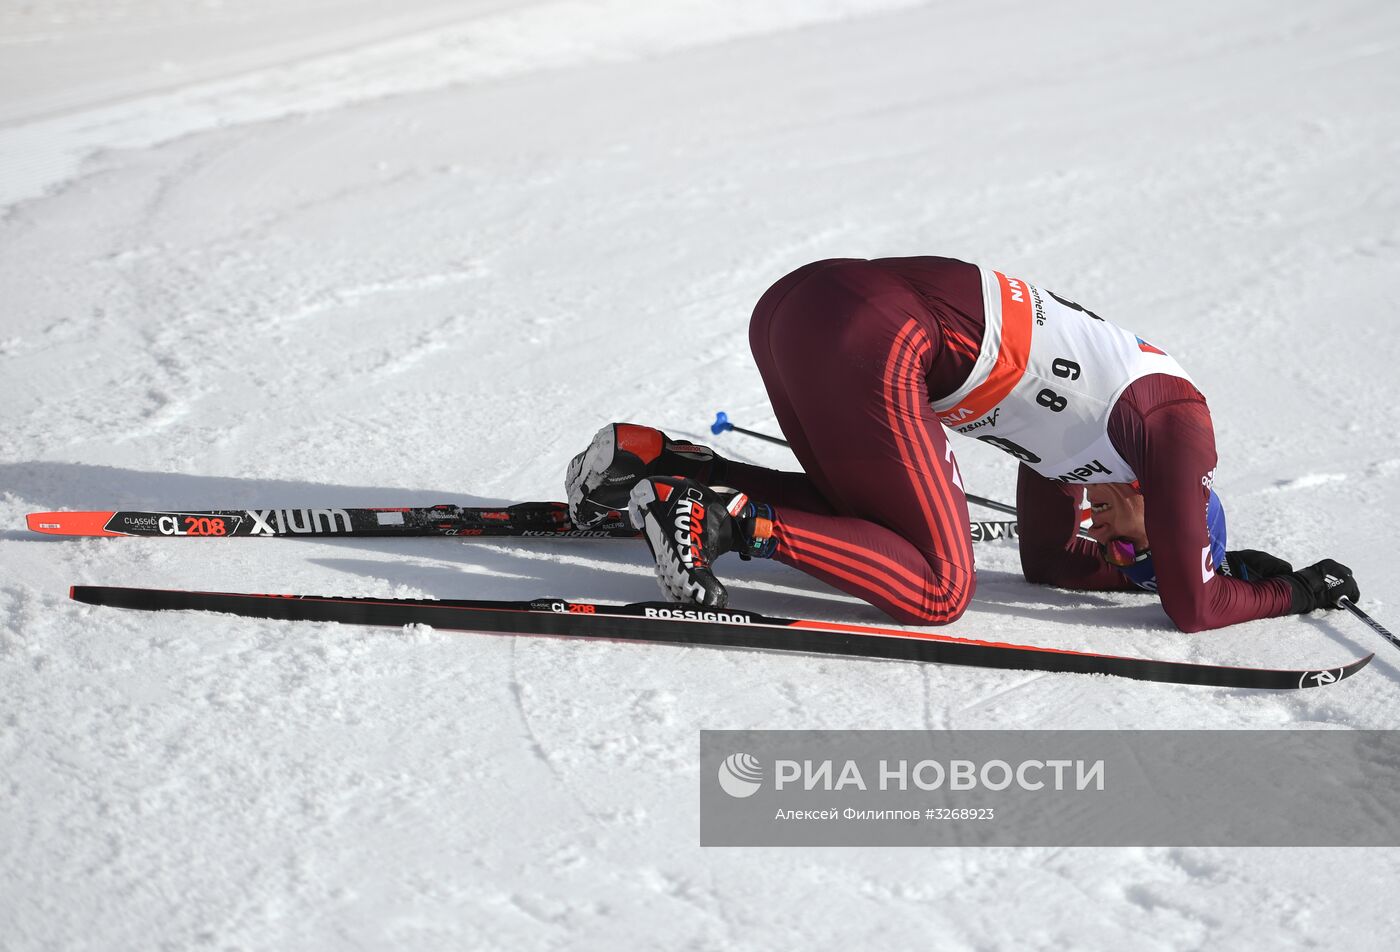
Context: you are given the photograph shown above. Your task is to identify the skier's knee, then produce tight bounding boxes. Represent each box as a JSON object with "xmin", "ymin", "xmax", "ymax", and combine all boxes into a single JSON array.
[{"xmin": 884, "ymin": 565, "xmax": 975, "ymax": 626}]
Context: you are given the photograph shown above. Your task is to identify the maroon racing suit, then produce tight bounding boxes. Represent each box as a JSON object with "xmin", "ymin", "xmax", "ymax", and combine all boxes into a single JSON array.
[{"xmin": 719, "ymin": 257, "xmax": 1295, "ymax": 631}]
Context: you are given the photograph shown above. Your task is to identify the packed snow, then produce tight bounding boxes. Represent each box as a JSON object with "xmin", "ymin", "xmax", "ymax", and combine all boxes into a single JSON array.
[{"xmin": 3, "ymin": 0, "xmax": 1399, "ymax": 948}]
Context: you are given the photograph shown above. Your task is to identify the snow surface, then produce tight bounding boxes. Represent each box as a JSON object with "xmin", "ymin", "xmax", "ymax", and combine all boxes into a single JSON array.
[{"xmin": 3, "ymin": 0, "xmax": 1400, "ymax": 948}]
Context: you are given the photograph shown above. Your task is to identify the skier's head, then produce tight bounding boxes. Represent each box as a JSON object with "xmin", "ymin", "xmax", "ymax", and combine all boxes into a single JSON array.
[{"xmin": 1084, "ymin": 481, "xmax": 1227, "ymax": 574}]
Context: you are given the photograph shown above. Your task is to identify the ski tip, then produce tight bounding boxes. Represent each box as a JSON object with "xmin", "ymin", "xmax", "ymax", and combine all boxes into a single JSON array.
[
  {"xmin": 69, "ymin": 585, "xmax": 105, "ymax": 605},
  {"xmin": 26, "ymin": 511, "xmax": 122, "ymax": 537}
]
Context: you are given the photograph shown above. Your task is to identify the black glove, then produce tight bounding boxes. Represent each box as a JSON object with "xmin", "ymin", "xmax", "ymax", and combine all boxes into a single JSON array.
[
  {"xmin": 1222, "ymin": 549, "xmax": 1294, "ymax": 581},
  {"xmin": 1283, "ymin": 559, "xmax": 1359, "ymax": 613}
]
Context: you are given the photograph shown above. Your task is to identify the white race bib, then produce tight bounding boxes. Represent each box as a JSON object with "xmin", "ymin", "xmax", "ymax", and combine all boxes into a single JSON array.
[{"xmin": 931, "ymin": 267, "xmax": 1193, "ymax": 484}]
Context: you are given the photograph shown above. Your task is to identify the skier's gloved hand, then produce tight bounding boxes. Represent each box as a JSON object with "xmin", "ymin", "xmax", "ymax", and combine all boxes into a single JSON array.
[
  {"xmin": 566, "ymin": 423, "xmax": 722, "ymax": 528},
  {"xmin": 1283, "ymin": 559, "xmax": 1360, "ymax": 613},
  {"xmin": 1223, "ymin": 549, "xmax": 1294, "ymax": 581}
]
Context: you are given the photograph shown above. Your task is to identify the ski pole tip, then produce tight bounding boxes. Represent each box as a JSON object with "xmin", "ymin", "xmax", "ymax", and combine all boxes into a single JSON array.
[{"xmin": 710, "ymin": 411, "xmax": 732, "ymax": 435}]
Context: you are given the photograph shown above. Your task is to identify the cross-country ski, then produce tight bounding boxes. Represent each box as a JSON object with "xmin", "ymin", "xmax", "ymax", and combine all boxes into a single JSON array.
[
  {"xmin": 25, "ymin": 503, "xmax": 1019, "ymax": 542},
  {"xmin": 70, "ymin": 585, "xmax": 1373, "ymax": 690},
  {"xmin": 25, "ymin": 502, "xmax": 637, "ymax": 538}
]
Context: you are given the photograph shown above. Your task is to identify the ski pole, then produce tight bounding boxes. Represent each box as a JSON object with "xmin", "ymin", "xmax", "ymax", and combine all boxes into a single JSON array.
[
  {"xmin": 710, "ymin": 410, "xmax": 1020, "ymax": 518},
  {"xmin": 710, "ymin": 411, "xmax": 790, "ymax": 447},
  {"xmin": 1339, "ymin": 597, "xmax": 1400, "ymax": 654}
]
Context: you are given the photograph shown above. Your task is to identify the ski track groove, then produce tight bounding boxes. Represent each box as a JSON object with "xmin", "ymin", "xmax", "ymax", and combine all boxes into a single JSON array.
[{"xmin": 507, "ymin": 637, "xmax": 598, "ymax": 824}]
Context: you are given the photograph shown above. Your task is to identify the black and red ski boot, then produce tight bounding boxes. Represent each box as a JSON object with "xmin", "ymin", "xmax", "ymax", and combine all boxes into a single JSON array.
[
  {"xmin": 566, "ymin": 423, "xmax": 720, "ymax": 528},
  {"xmin": 627, "ymin": 476, "xmax": 773, "ymax": 608}
]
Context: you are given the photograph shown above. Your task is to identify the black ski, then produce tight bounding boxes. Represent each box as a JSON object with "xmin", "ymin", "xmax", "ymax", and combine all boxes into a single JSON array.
[
  {"xmin": 28, "ymin": 502, "xmax": 635, "ymax": 539},
  {"xmin": 69, "ymin": 585, "xmax": 1371, "ymax": 690},
  {"xmin": 29, "ymin": 503, "xmax": 1018, "ymax": 543}
]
